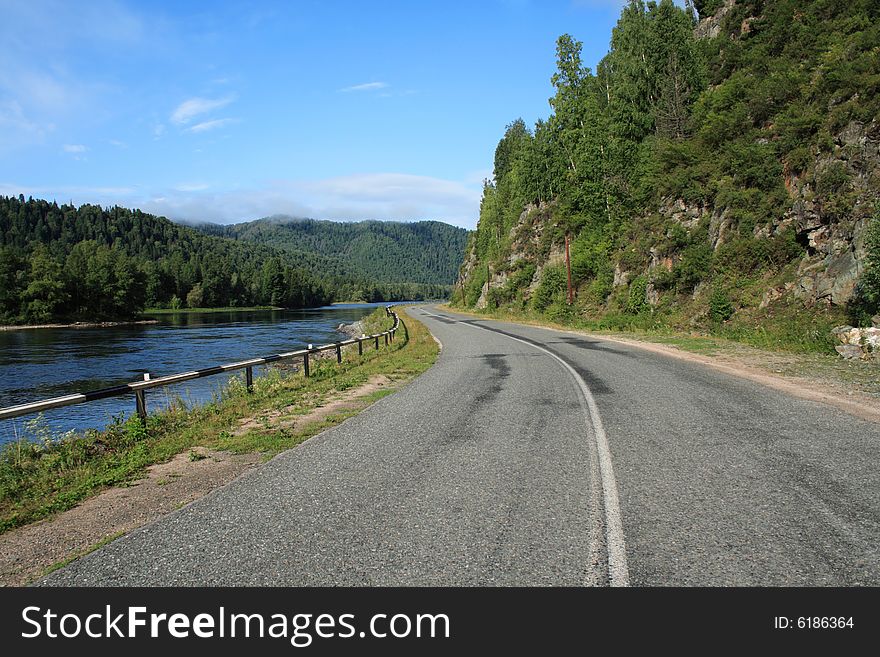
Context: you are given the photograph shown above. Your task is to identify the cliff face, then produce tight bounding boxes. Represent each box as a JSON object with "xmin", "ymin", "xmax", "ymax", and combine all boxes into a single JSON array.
[{"xmin": 458, "ymin": 0, "xmax": 879, "ymax": 344}]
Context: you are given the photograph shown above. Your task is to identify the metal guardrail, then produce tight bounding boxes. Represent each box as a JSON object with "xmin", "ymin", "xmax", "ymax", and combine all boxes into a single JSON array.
[{"xmin": 0, "ymin": 306, "xmax": 401, "ymax": 423}]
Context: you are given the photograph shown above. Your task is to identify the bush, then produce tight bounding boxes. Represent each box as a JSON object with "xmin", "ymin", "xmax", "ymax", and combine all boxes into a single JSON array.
[
  {"xmin": 674, "ymin": 242, "xmax": 714, "ymax": 291},
  {"xmin": 709, "ymin": 286, "xmax": 734, "ymax": 322},
  {"xmin": 626, "ymin": 276, "xmax": 649, "ymax": 315},
  {"xmin": 532, "ymin": 264, "xmax": 566, "ymax": 312}
]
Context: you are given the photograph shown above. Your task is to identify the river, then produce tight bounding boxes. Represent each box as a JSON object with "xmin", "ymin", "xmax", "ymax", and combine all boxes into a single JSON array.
[{"xmin": 0, "ymin": 303, "xmax": 402, "ymax": 444}]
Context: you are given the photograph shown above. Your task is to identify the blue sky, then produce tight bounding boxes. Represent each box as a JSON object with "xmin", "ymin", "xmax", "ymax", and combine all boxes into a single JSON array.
[{"xmin": 0, "ymin": 0, "xmax": 635, "ymax": 228}]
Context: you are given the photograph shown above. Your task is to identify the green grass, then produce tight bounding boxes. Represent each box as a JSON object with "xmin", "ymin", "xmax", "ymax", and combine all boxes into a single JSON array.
[
  {"xmin": 0, "ymin": 307, "xmax": 438, "ymax": 534},
  {"xmin": 143, "ymin": 306, "xmax": 283, "ymax": 315}
]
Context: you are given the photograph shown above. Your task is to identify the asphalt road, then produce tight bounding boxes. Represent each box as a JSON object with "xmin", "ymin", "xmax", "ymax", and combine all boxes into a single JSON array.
[{"xmin": 41, "ymin": 306, "xmax": 880, "ymax": 586}]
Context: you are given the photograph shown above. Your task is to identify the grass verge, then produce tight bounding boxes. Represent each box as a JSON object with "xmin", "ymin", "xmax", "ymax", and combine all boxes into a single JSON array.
[{"xmin": 0, "ymin": 306, "xmax": 437, "ymax": 534}]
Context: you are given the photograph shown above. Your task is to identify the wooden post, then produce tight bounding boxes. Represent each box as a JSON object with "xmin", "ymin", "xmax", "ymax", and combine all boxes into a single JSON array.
[
  {"xmin": 358, "ymin": 338, "xmax": 363, "ymax": 356},
  {"xmin": 384, "ymin": 332, "xmax": 388, "ymax": 346},
  {"xmin": 565, "ymin": 233, "xmax": 574, "ymax": 305},
  {"xmin": 486, "ymin": 263, "xmax": 490, "ymax": 304},
  {"xmin": 304, "ymin": 345, "xmax": 311, "ymax": 377},
  {"xmin": 375, "ymin": 336, "xmax": 379, "ymax": 350},
  {"xmin": 336, "ymin": 345, "xmax": 342, "ymax": 363},
  {"xmin": 245, "ymin": 366, "xmax": 253, "ymax": 392},
  {"xmin": 135, "ymin": 372, "xmax": 149, "ymax": 421}
]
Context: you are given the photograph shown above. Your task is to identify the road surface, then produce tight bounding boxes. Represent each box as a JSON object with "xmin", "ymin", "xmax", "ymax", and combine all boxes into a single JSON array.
[{"xmin": 41, "ymin": 306, "xmax": 880, "ymax": 586}]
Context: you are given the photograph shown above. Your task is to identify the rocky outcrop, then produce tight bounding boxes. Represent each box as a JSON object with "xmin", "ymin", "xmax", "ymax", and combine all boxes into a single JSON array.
[
  {"xmin": 787, "ymin": 120, "xmax": 878, "ymax": 306},
  {"xmin": 658, "ymin": 118, "xmax": 878, "ymax": 308},
  {"xmin": 336, "ymin": 320, "xmax": 366, "ymax": 339},
  {"xmin": 831, "ymin": 318, "xmax": 880, "ymax": 360},
  {"xmin": 694, "ymin": 0, "xmax": 737, "ymax": 39}
]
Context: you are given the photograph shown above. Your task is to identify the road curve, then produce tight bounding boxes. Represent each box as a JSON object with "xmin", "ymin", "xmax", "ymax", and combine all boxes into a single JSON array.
[{"xmin": 41, "ymin": 306, "xmax": 880, "ymax": 586}]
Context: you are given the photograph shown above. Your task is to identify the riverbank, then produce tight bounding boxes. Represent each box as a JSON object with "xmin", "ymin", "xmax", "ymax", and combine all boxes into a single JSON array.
[
  {"xmin": 0, "ymin": 319, "xmax": 159, "ymax": 331},
  {"xmin": 0, "ymin": 306, "xmax": 437, "ymax": 583},
  {"xmin": 143, "ymin": 305, "xmax": 284, "ymax": 315}
]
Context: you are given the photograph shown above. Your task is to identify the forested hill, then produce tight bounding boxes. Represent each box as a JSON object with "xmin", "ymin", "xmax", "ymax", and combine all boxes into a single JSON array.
[
  {"xmin": 0, "ymin": 196, "xmax": 460, "ymax": 325},
  {"xmin": 456, "ymin": 0, "xmax": 880, "ymax": 352},
  {"xmin": 198, "ymin": 217, "xmax": 468, "ymax": 286}
]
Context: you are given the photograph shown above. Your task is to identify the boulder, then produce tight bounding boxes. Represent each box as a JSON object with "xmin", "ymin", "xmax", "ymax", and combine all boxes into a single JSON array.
[{"xmin": 835, "ymin": 345, "xmax": 863, "ymax": 360}]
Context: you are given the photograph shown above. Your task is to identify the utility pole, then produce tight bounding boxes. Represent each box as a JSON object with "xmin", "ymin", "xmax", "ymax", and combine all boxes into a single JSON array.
[
  {"xmin": 565, "ymin": 233, "xmax": 574, "ymax": 305},
  {"xmin": 486, "ymin": 263, "xmax": 491, "ymax": 304}
]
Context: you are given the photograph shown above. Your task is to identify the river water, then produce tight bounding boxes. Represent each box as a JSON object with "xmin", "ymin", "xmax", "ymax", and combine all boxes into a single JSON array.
[{"xmin": 0, "ymin": 303, "xmax": 399, "ymax": 444}]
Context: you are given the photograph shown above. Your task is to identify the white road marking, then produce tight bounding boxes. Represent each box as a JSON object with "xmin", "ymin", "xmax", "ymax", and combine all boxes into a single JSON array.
[{"xmin": 419, "ymin": 308, "xmax": 630, "ymax": 587}]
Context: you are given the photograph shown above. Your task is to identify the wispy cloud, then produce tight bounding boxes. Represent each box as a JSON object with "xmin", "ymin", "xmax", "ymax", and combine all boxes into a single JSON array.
[
  {"xmin": 170, "ymin": 96, "xmax": 234, "ymax": 125},
  {"xmin": 108, "ymin": 139, "xmax": 127, "ymax": 148},
  {"xmin": 0, "ymin": 1, "xmax": 146, "ymax": 152},
  {"xmin": 185, "ymin": 118, "xmax": 236, "ymax": 133},
  {"xmin": 174, "ymin": 182, "xmax": 210, "ymax": 192},
  {"xmin": 63, "ymin": 144, "xmax": 87, "ymax": 153},
  {"xmin": 338, "ymin": 81, "xmax": 389, "ymax": 93}
]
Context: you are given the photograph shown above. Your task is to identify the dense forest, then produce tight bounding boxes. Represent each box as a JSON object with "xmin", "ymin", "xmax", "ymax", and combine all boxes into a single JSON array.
[
  {"xmin": 456, "ymin": 0, "xmax": 880, "ymax": 349},
  {"xmin": 199, "ymin": 217, "xmax": 468, "ymax": 286},
  {"xmin": 0, "ymin": 196, "xmax": 460, "ymax": 325}
]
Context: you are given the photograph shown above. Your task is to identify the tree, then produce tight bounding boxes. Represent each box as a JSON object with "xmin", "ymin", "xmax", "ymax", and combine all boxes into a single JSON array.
[
  {"xmin": 186, "ymin": 283, "xmax": 204, "ymax": 309},
  {"xmin": 23, "ymin": 244, "xmax": 67, "ymax": 323}
]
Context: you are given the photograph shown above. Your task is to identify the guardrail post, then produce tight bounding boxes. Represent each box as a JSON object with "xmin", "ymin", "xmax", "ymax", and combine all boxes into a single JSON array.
[
  {"xmin": 358, "ymin": 336, "xmax": 364, "ymax": 356},
  {"xmin": 245, "ymin": 366, "xmax": 253, "ymax": 392},
  {"xmin": 375, "ymin": 336, "xmax": 379, "ymax": 350},
  {"xmin": 135, "ymin": 372, "xmax": 149, "ymax": 421},
  {"xmin": 336, "ymin": 345, "xmax": 342, "ymax": 363},
  {"xmin": 384, "ymin": 332, "xmax": 389, "ymax": 346},
  {"xmin": 304, "ymin": 345, "xmax": 312, "ymax": 377}
]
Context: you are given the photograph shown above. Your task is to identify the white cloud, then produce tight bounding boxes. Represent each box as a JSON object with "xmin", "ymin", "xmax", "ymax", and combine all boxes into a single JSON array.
[
  {"xmin": 170, "ymin": 96, "xmax": 234, "ymax": 125},
  {"xmin": 0, "ymin": 172, "xmax": 481, "ymax": 228},
  {"xmin": 63, "ymin": 144, "xmax": 87, "ymax": 153},
  {"xmin": 338, "ymin": 81, "xmax": 389, "ymax": 93},
  {"xmin": 148, "ymin": 173, "xmax": 479, "ymax": 227},
  {"xmin": 185, "ymin": 118, "xmax": 236, "ymax": 133}
]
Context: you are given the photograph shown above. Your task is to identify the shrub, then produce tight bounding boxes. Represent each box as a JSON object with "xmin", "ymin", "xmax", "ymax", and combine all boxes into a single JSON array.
[
  {"xmin": 532, "ymin": 264, "xmax": 566, "ymax": 312},
  {"xmin": 626, "ymin": 276, "xmax": 649, "ymax": 315},
  {"xmin": 709, "ymin": 286, "xmax": 734, "ymax": 323}
]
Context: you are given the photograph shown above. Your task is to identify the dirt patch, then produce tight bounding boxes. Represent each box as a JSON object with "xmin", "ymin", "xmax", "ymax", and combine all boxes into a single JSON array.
[
  {"xmin": 234, "ymin": 374, "xmax": 392, "ymax": 436},
  {"xmin": 0, "ymin": 373, "xmax": 396, "ymax": 586}
]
